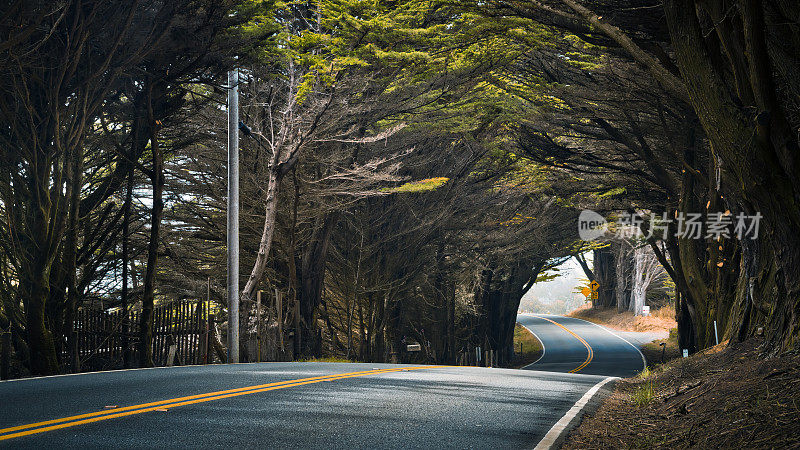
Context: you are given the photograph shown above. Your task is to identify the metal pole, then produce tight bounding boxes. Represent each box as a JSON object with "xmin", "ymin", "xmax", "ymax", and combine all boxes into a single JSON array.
[
  {"xmin": 204, "ymin": 277, "xmax": 211, "ymax": 364},
  {"xmin": 227, "ymin": 70, "xmax": 240, "ymax": 363}
]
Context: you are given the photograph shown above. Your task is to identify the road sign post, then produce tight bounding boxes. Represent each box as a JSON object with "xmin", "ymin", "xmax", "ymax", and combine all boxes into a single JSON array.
[{"xmin": 589, "ymin": 281, "xmax": 600, "ymax": 302}]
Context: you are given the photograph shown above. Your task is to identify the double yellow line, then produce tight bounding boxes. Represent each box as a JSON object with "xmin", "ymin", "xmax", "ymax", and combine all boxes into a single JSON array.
[
  {"xmin": 0, "ymin": 366, "xmax": 429, "ymax": 442},
  {"xmin": 535, "ymin": 316, "xmax": 594, "ymax": 373}
]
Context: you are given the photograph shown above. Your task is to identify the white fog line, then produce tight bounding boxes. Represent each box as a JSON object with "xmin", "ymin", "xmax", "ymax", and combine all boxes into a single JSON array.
[
  {"xmin": 534, "ymin": 376, "xmax": 618, "ymax": 450},
  {"xmin": 518, "ymin": 315, "xmax": 547, "ymax": 367},
  {"xmin": 0, "ymin": 361, "xmax": 286, "ymax": 384},
  {"xmin": 566, "ymin": 316, "xmax": 647, "ymax": 371},
  {"xmin": 0, "ymin": 365, "xmax": 168, "ymax": 383}
]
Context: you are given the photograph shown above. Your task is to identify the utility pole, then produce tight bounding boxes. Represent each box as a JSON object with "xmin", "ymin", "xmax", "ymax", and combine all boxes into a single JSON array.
[{"xmin": 227, "ymin": 69, "xmax": 240, "ymax": 363}]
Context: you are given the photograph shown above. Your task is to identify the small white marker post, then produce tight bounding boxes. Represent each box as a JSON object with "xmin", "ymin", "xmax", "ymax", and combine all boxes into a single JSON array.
[
  {"xmin": 714, "ymin": 320, "xmax": 719, "ymax": 345},
  {"xmin": 682, "ymin": 349, "xmax": 688, "ymax": 358}
]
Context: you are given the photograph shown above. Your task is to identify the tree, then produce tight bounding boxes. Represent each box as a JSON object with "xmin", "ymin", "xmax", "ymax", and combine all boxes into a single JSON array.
[
  {"xmin": 0, "ymin": 0, "xmax": 269, "ymax": 374},
  {"xmin": 630, "ymin": 244, "xmax": 665, "ymax": 316}
]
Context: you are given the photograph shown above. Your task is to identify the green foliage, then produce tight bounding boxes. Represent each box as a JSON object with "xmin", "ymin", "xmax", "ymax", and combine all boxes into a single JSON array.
[
  {"xmin": 573, "ymin": 277, "xmax": 592, "ymax": 294},
  {"xmin": 383, "ymin": 177, "xmax": 449, "ymax": 193},
  {"xmin": 598, "ymin": 187, "xmax": 627, "ymax": 198},
  {"xmin": 631, "ymin": 366, "xmax": 657, "ymax": 406},
  {"xmin": 536, "ymin": 269, "xmax": 563, "ymax": 283}
]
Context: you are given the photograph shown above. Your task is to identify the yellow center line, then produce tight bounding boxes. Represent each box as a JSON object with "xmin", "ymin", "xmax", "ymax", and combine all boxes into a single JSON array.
[
  {"xmin": 0, "ymin": 366, "xmax": 432, "ymax": 441},
  {"xmin": 535, "ymin": 316, "xmax": 593, "ymax": 373}
]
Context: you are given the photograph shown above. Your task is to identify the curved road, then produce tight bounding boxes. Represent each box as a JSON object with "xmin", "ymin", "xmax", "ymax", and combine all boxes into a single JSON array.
[
  {"xmin": 517, "ymin": 314, "xmax": 646, "ymax": 378},
  {"xmin": 0, "ymin": 362, "xmax": 610, "ymax": 449},
  {"xmin": 0, "ymin": 314, "xmax": 649, "ymax": 449}
]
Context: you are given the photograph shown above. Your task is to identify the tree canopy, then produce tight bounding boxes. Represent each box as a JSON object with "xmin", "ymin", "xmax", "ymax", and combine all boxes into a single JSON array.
[{"xmin": 1, "ymin": 0, "xmax": 799, "ymax": 375}]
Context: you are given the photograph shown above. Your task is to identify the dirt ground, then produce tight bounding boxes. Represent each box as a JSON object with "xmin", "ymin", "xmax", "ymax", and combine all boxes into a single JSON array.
[
  {"xmin": 563, "ymin": 337, "xmax": 800, "ymax": 449},
  {"xmin": 567, "ymin": 304, "xmax": 676, "ymax": 334},
  {"xmin": 640, "ymin": 328, "xmax": 681, "ymax": 368}
]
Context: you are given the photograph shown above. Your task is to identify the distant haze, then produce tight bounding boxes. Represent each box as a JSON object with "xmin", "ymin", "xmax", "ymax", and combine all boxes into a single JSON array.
[{"xmin": 519, "ymin": 258, "xmax": 588, "ymax": 315}]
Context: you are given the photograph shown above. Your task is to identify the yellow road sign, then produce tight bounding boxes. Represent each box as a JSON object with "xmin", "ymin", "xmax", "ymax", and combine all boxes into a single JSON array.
[
  {"xmin": 591, "ymin": 291, "xmax": 598, "ymax": 300},
  {"xmin": 581, "ymin": 287, "xmax": 591, "ymax": 297},
  {"xmin": 590, "ymin": 280, "xmax": 600, "ymax": 292}
]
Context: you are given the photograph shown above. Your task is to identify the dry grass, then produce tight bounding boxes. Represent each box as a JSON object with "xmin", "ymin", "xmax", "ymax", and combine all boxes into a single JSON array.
[
  {"xmin": 298, "ymin": 356, "xmax": 354, "ymax": 363},
  {"xmin": 563, "ymin": 338, "xmax": 800, "ymax": 449},
  {"xmin": 567, "ymin": 304, "xmax": 676, "ymax": 334},
  {"xmin": 511, "ymin": 323, "xmax": 543, "ymax": 368}
]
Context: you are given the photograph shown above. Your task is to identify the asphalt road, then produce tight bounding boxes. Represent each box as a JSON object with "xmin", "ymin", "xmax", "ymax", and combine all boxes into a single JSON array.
[
  {"xmin": 517, "ymin": 314, "xmax": 646, "ymax": 378},
  {"xmin": 0, "ymin": 315, "xmax": 646, "ymax": 449},
  {"xmin": 1, "ymin": 362, "xmax": 610, "ymax": 449}
]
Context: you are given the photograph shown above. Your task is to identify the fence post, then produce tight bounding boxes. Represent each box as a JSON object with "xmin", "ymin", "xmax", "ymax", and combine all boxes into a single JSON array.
[{"xmin": 194, "ymin": 301, "xmax": 202, "ymax": 364}]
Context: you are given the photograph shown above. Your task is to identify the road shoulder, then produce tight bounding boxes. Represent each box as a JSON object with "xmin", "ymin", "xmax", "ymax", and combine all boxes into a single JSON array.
[
  {"xmin": 534, "ymin": 376, "xmax": 617, "ymax": 450},
  {"xmin": 561, "ymin": 337, "xmax": 800, "ymax": 449}
]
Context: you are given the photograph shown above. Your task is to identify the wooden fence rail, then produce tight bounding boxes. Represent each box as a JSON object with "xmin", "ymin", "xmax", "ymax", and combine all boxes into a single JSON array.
[{"xmin": 67, "ymin": 299, "xmax": 212, "ymax": 372}]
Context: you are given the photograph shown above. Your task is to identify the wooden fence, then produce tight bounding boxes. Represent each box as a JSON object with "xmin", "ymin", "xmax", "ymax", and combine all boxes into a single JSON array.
[{"xmin": 70, "ymin": 299, "xmax": 213, "ymax": 372}]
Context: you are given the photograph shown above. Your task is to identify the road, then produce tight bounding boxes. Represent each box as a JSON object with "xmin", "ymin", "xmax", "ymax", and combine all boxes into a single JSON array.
[
  {"xmin": 517, "ymin": 314, "xmax": 646, "ymax": 378},
  {"xmin": 0, "ymin": 315, "xmax": 647, "ymax": 449}
]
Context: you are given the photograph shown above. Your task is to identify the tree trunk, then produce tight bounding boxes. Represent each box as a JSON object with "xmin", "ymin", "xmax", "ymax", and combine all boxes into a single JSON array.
[
  {"xmin": 615, "ymin": 243, "xmax": 631, "ymax": 313},
  {"xmin": 630, "ymin": 246, "xmax": 648, "ymax": 316},
  {"xmin": 299, "ymin": 212, "xmax": 339, "ymax": 357},
  {"xmin": 62, "ymin": 143, "xmax": 83, "ymax": 373},
  {"xmin": 446, "ymin": 279, "xmax": 456, "ymax": 364},
  {"xmin": 665, "ymin": 0, "xmax": 800, "ymax": 352},
  {"xmin": 240, "ymin": 161, "xmax": 283, "ymax": 340},
  {"xmin": 121, "ymin": 169, "xmax": 134, "ymax": 368},
  {"xmin": 22, "ymin": 160, "xmax": 60, "ymax": 375},
  {"xmin": 25, "ymin": 272, "xmax": 60, "ymax": 375},
  {"xmin": 139, "ymin": 89, "xmax": 164, "ymax": 368},
  {"xmin": 594, "ymin": 247, "xmax": 617, "ymax": 308}
]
